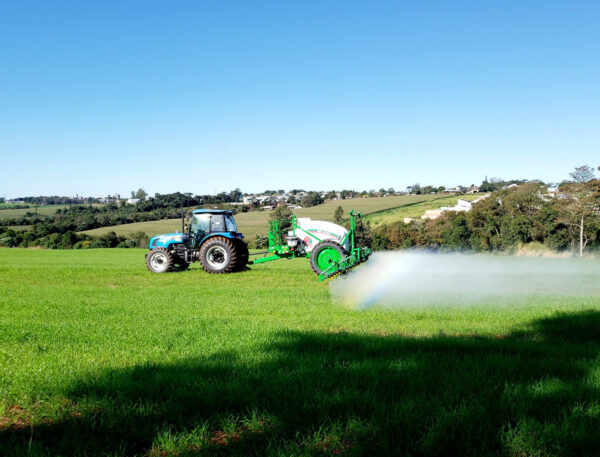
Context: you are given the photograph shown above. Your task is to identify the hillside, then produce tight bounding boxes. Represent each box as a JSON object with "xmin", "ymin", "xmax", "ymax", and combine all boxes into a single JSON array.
[
  {"xmin": 0, "ymin": 205, "xmax": 71, "ymax": 220},
  {"xmin": 366, "ymin": 193, "xmax": 484, "ymax": 225},
  {"xmin": 80, "ymin": 194, "xmax": 443, "ymax": 240}
]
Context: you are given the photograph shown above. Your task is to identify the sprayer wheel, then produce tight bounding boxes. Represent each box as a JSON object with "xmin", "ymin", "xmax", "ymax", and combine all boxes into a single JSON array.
[
  {"xmin": 199, "ymin": 236, "xmax": 238, "ymax": 274},
  {"xmin": 310, "ymin": 241, "xmax": 345, "ymax": 275}
]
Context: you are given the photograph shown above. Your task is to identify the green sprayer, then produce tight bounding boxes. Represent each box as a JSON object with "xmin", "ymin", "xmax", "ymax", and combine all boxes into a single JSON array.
[{"xmin": 145, "ymin": 209, "xmax": 371, "ymax": 280}]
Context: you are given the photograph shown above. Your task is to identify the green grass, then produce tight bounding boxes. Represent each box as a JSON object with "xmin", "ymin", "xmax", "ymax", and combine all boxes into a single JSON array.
[
  {"xmin": 0, "ymin": 205, "xmax": 71, "ymax": 220},
  {"xmin": 5, "ymin": 225, "xmax": 32, "ymax": 232},
  {"xmin": 366, "ymin": 193, "xmax": 484, "ymax": 225},
  {"xmin": 80, "ymin": 195, "xmax": 442, "ymax": 240},
  {"xmin": 1, "ymin": 248, "xmax": 600, "ymax": 456}
]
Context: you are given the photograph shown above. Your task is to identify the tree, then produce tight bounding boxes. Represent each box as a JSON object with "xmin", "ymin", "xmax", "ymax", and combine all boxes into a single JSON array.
[
  {"xmin": 411, "ymin": 183, "xmax": 421, "ymax": 195},
  {"xmin": 570, "ymin": 165, "xmax": 595, "ymax": 183},
  {"xmin": 300, "ymin": 192, "xmax": 323, "ymax": 208},
  {"xmin": 270, "ymin": 203, "xmax": 293, "ymax": 232},
  {"xmin": 270, "ymin": 203, "xmax": 293, "ymax": 222},
  {"xmin": 479, "ymin": 180, "xmax": 494, "ymax": 192},
  {"xmin": 557, "ymin": 179, "xmax": 600, "ymax": 257},
  {"xmin": 134, "ymin": 188, "xmax": 148, "ymax": 200},
  {"xmin": 229, "ymin": 188, "xmax": 242, "ymax": 202},
  {"xmin": 333, "ymin": 206, "xmax": 344, "ymax": 224}
]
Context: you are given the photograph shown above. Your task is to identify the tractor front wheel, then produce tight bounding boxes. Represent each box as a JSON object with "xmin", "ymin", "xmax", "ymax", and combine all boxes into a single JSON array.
[
  {"xmin": 146, "ymin": 247, "xmax": 174, "ymax": 273},
  {"xmin": 310, "ymin": 241, "xmax": 345, "ymax": 275},
  {"xmin": 199, "ymin": 237, "xmax": 238, "ymax": 274}
]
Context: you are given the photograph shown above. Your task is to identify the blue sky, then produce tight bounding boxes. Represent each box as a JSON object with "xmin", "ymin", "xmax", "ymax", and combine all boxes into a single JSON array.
[{"xmin": 1, "ymin": 1, "xmax": 598, "ymax": 198}]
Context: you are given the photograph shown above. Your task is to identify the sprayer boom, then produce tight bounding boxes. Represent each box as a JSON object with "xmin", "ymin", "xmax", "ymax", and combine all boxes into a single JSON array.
[{"xmin": 318, "ymin": 246, "xmax": 372, "ymax": 281}]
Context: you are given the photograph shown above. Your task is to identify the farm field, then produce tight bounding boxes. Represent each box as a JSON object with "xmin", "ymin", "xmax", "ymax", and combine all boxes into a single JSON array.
[
  {"xmin": 0, "ymin": 205, "xmax": 70, "ymax": 221},
  {"xmin": 366, "ymin": 193, "xmax": 484, "ymax": 225},
  {"xmin": 5, "ymin": 225, "xmax": 32, "ymax": 232},
  {"xmin": 1, "ymin": 248, "xmax": 600, "ymax": 456},
  {"xmin": 80, "ymin": 195, "xmax": 444, "ymax": 240}
]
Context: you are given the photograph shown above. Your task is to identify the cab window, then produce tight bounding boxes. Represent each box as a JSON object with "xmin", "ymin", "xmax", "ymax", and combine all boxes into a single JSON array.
[
  {"xmin": 190, "ymin": 214, "xmax": 211, "ymax": 239},
  {"xmin": 225, "ymin": 215, "xmax": 237, "ymax": 232},
  {"xmin": 210, "ymin": 215, "xmax": 225, "ymax": 232}
]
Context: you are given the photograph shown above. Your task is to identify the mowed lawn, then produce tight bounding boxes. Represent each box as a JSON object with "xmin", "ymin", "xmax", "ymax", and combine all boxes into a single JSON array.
[
  {"xmin": 80, "ymin": 195, "xmax": 442, "ymax": 240},
  {"xmin": 1, "ymin": 248, "xmax": 600, "ymax": 456}
]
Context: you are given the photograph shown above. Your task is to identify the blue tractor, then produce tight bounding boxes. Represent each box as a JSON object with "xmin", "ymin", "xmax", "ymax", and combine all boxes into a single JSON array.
[{"xmin": 145, "ymin": 209, "xmax": 249, "ymax": 274}]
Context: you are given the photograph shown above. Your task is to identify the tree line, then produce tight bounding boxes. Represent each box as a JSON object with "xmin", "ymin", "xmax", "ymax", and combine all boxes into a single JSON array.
[
  {"xmin": 2, "ymin": 168, "xmax": 598, "ymax": 255},
  {"xmin": 361, "ymin": 168, "xmax": 599, "ymax": 257}
]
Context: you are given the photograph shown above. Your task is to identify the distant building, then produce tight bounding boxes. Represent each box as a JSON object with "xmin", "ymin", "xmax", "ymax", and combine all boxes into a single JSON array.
[{"xmin": 546, "ymin": 184, "xmax": 560, "ymax": 197}]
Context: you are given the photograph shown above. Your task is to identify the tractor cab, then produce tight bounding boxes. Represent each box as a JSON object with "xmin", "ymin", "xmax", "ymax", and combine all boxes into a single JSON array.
[{"xmin": 188, "ymin": 209, "xmax": 241, "ymax": 248}]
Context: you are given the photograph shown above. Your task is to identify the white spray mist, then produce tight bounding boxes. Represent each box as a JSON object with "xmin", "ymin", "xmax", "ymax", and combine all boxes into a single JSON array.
[{"xmin": 330, "ymin": 252, "xmax": 600, "ymax": 309}]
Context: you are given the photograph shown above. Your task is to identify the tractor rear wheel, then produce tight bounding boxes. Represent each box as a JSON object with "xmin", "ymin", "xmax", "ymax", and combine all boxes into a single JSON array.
[
  {"xmin": 233, "ymin": 239, "xmax": 249, "ymax": 271},
  {"xmin": 310, "ymin": 241, "xmax": 345, "ymax": 275},
  {"xmin": 146, "ymin": 247, "xmax": 174, "ymax": 273},
  {"xmin": 199, "ymin": 237, "xmax": 238, "ymax": 274}
]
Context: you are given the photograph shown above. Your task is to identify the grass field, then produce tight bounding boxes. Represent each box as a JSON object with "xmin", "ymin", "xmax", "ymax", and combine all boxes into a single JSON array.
[
  {"xmin": 5, "ymin": 225, "xmax": 33, "ymax": 232},
  {"xmin": 80, "ymin": 195, "xmax": 443, "ymax": 240},
  {"xmin": 0, "ymin": 205, "xmax": 70, "ymax": 221},
  {"xmin": 1, "ymin": 248, "xmax": 600, "ymax": 456},
  {"xmin": 366, "ymin": 194, "xmax": 484, "ymax": 225}
]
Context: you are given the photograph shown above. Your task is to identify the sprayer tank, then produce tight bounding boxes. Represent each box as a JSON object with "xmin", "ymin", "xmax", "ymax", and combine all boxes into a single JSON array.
[{"xmin": 290, "ymin": 218, "xmax": 350, "ymax": 253}]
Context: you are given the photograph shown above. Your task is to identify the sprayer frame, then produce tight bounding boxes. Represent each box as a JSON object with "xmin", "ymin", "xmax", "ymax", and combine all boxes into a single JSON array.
[{"xmin": 249, "ymin": 210, "xmax": 372, "ymax": 281}]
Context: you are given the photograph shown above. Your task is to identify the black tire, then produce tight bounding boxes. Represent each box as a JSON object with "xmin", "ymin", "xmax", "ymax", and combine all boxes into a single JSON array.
[
  {"xmin": 309, "ymin": 241, "xmax": 345, "ymax": 275},
  {"xmin": 233, "ymin": 239, "xmax": 250, "ymax": 271},
  {"xmin": 146, "ymin": 247, "xmax": 174, "ymax": 273},
  {"xmin": 199, "ymin": 236, "xmax": 238, "ymax": 274}
]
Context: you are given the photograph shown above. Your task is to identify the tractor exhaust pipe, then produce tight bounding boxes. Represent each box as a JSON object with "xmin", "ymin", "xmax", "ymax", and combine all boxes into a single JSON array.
[{"xmin": 181, "ymin": 205, "xmax": 185, "ymax": 233}]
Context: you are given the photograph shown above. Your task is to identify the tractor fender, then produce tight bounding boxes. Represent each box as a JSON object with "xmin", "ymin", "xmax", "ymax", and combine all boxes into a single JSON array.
[{"xmin": 196, "ymin": 232, "xmax": 243, "ymax": 248}]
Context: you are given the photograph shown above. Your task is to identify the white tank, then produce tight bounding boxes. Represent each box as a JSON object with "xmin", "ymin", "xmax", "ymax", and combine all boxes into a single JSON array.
[{"xmin": 289, "ymin": 218, "xmax": 349, "ymax": 253}]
